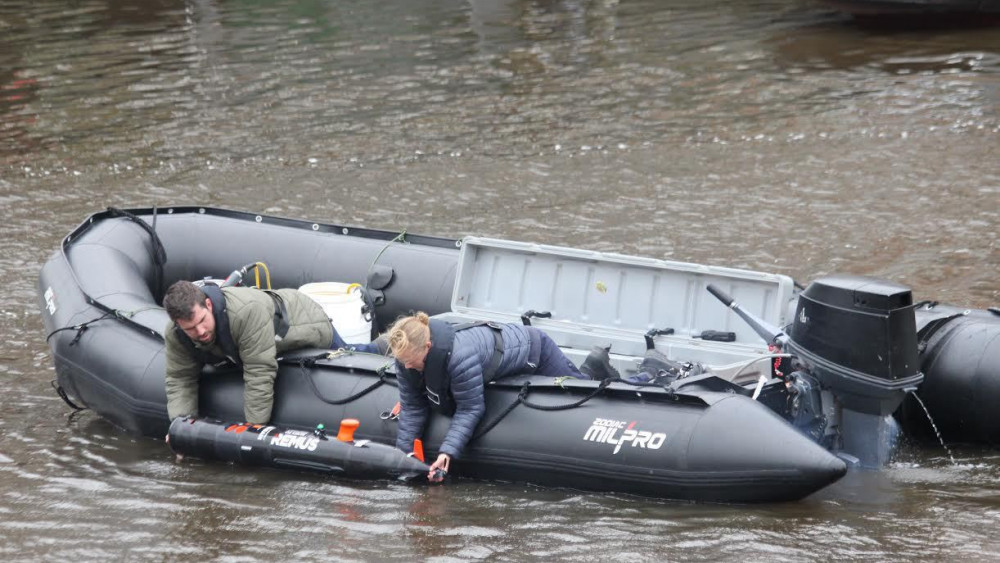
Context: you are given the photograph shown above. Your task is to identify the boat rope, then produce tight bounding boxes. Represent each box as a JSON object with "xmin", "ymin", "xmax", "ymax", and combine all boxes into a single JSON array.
[
  {"xmin": 294, "ymin": 357, "xmax": 396, "ymax": 405},
  {"xmin": 50, "ymin": 380, "xmax": 87, "ymax": 411},
  {"xmin": 367, "ymin": 230, "xmax": 407, "ymax": 277},
  {"xmin": 45, "ymin": 311, "xmax": 115, "ymax": 345},
  {"xmin": 45, "ymin": 307, "xmax": 163, "ymax": 346},
  {"xmin": 520, "ymin": 378, "xmax": 617, "ymax": 411},
  {"xmin": 471, "ymin": 383, "xmax": 529, "ymax": 440},
  {"xmin": 472, "ymin": 379, "xmax": 617, "ymax": 441},
  {"xmin": 359, "ymin": 229, "xmax": 407, "ymax": 333}
]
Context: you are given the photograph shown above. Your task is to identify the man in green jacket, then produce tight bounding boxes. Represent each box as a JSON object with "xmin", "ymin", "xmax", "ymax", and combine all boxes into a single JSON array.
[{"xmin": 163, "ymin": 280, "xmax": 379, "ymax": 424}]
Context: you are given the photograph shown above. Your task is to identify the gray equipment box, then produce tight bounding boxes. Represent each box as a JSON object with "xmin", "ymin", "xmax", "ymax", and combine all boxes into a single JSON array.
[{"xmin": 437, "ymin": 237, "xmax": 795, "ymax": 380}]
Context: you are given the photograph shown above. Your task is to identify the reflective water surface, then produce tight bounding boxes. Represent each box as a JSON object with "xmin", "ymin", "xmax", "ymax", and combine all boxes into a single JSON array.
[{"xmin": 2, "ymin": 0, "xmax": 999, "ymax": 560}]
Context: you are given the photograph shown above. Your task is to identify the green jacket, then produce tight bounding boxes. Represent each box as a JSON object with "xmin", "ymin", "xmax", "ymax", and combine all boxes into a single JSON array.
[{"xmin": 164, "ymin": 287, "xmax": 334, "ymax": 424}]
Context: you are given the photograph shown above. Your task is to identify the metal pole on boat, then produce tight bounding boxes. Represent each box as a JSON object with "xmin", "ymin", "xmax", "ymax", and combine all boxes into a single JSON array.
[{"xmin": 705, "ymin": 284, "xmax": 787, "ymax": 346}]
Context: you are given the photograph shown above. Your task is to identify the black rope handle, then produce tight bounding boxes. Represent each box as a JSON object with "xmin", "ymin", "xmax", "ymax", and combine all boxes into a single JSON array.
[
  {"xmin": 520, "ymin": 310, "xmax": 551, "ymax": 326},
  {"xmin": 472, "ymin": 383, "xmax": 530, "ymax": 440},
  {"xmin": 644, "ymin": 327, "xmax": 675, "ymax": 350}
]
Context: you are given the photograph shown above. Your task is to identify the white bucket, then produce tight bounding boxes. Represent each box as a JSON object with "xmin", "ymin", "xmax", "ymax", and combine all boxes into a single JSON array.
[{"xmin": 298, "ymin": 282, "xmax": 372, "ymax": 344}]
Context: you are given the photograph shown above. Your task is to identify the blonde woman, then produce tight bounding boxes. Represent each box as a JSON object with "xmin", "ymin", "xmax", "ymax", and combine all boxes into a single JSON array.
[{"xmin": 388, "ymin": 312, "xmax": 587, "ymax": 482}]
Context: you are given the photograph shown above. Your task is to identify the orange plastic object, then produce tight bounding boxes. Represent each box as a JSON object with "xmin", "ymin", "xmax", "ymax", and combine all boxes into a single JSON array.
[
  {"xmin": 337, "ymin": 418, "xmax": 360, "ymax": 442},
  {"xmin": 413, "ymin": 439, "xmax": 425, "ymax": 462}
]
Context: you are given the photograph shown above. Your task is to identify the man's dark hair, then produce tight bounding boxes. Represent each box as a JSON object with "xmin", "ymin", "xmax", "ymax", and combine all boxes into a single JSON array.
[{"xmin": 163, "ymin": 281, "xmax": 208, "ymax": 321}]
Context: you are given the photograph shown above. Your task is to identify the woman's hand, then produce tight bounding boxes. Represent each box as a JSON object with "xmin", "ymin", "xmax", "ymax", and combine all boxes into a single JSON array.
[
  {"xmin": 428, "ymin": 453, "xmax": 451, "ymax": 482},
  {"xmin": 165, "ymin": 433, "xmax": 184, "ymax": 462}
]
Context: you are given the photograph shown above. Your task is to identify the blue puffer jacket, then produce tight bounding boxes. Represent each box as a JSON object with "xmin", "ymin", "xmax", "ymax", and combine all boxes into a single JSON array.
[{"xmin": 395, "ymin": 323, "xmax": 534, "ymax": 459}]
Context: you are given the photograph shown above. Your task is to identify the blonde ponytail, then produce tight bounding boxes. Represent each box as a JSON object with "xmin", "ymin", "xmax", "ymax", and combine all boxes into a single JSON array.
[{"xmin": 388, "ymin": 312, "xmax": 431, "ymax": 357}]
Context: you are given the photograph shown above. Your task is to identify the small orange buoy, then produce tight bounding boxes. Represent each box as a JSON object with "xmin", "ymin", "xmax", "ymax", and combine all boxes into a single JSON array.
[
  {"xmin": 413, "ymin": 439, "xmax": 425, "ymax": 462},
  {"xmin": 337, "ymin": 418, "xmax": 360, "ymax": 442}
]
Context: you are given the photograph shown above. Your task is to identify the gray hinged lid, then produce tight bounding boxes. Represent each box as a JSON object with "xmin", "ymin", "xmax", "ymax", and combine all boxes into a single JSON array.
[{"xmin": 451, "ymin": 237, "xmax": 794, "ymax": 346}]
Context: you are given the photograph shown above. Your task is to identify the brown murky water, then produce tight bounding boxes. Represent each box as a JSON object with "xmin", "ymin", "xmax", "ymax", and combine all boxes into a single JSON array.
[{"xmin": 2, "ymin": 0, "xmax": 999, "ymax": 560}]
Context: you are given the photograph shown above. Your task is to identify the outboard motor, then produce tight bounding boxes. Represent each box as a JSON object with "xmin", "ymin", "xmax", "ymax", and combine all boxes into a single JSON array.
[{"xmin": 784, "ymin": 275, "xmax": 924, "ymax": 467}]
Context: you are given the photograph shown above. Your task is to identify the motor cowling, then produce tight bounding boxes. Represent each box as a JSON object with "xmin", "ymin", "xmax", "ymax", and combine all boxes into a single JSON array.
[{"xmin": 786, "ymin": 275, "xmax": 923, "ymax": 416}]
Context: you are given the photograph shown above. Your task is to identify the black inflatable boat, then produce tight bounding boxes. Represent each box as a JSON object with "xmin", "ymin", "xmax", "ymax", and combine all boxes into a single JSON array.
[
  {"xmin": 897, "ymin": 304, "xmax": 1000, "ymax": 444},
  {"xmin": 40, "ymin": 207, "xmax": 992, "ymax": 501},
  {"xmin": 39, "ymin": 207, "xmax": 854, "ymax": 502}
]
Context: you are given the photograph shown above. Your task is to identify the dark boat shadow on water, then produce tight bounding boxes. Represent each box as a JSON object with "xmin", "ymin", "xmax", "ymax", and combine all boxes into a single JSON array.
[
  {"xmin": 60, "ymin": 413, "xmax": 854, "ymax": 512},
  {"xmin": 765, "ymin": 17, "xmax": 1000, "ymax": 75},
  {"xmin": 63, "ymin": 411, "xmax": 968, "ymax": 504},
  {"xmin": 814, "ymin": 0, "xmax": 1000, "ymax": 30}
]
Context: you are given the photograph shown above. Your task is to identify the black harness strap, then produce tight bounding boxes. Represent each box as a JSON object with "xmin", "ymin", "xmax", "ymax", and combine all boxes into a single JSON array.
[
  {"xmin": 421, "ymin": 320, "xmax": 458, "ymax": 412},
  {"xmin": 450, "ymin": 321, "xmax": 505, "ymax": 382},
  {"xmin": 264, "ymin": 290, "xmax": 291, "ymax": 341},
  {"xmin": 524, "ymin": 327, "xmax": 541, "ymax": 371},
  {"xmin": 174, "ymin": 284, "xmax": 240, "ymax": 365},
  {"xmin": 481, "ymin": 324, "xmax": 505, "ymax": 384},
  {"xmin": 421, "ymin": 320, "xmax": 507, "ymax": 416}
]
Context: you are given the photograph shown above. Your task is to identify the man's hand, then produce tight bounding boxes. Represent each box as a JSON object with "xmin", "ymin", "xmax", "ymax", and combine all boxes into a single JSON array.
[{"xmin": 428, "ymin": 453, "xmax": 450, "ymax": 482}]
